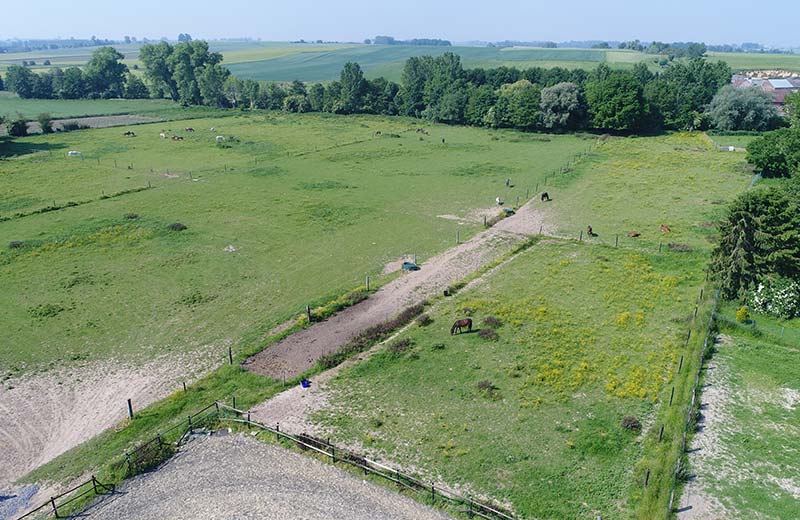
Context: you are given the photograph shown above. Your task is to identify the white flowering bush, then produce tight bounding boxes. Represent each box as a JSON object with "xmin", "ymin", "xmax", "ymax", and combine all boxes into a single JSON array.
[{"xmin": 747, "ymin": 277, "xmax": 800, "ymax": 319}]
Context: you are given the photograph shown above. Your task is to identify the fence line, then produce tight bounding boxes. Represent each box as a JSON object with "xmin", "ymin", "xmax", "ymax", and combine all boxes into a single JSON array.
[
  {"xmin": 666, "ymin": 288, "xmax": 721, "ymax": 514},
  {"xmin": 215, "ymin": 403, "xmax": 515, "ymax": 520},
  {"xmin": 16, "ymin": 476, "xmax": 115, "ymax": 520}
]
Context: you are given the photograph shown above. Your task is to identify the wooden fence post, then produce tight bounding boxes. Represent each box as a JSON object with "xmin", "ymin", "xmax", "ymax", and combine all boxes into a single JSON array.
[
  {"xmin": 306, "ymin": 305, "xmax": 312, "ymax": 322},
  {"xmin": 92, "ymin": 475, "xmax": 98, "ymax": 494},
  {"xmin": 659, "ymin": 425, "xmax": 665, "ymax": 442},
  {"xmin": 232, "ymin": 395, "xmax": 236, "ymax": 410},
  {"xmin": 431, "ymin": 482, "xmax": 435, "ymax": 503},
  {"xmin": 678, "ymin": 355, "xmax": 684, "ymax": 373},
  {"xmin": 644, "ymin": 469, "xmax": 650, "ymax": 487},
  {"xmin": 579, "ymin": 230, "xmax": 583, "ymax": 241},
  {"xmin": 228, "ymin": 346, "xmax": 233, "ymax": 365},
  {"xmin": 127, "ymin": 399, "xmax": 134, "ymax": 419},
  {"xmin": 659, "ymin": 242, "xmax": 663, "ymax": 253},
  {"xmin": 182, "ymin": 381, "xmax": 187, "ymax": 392},
  {"xmin": 365, "ymin": 275, "xmax": 370, "ymax": 291},
  {"xmin": 615, "ymin": 234, "xmax": 619, "ymax": 247},
  {"xmin": 669, "ymin": 386, "xmax": 675, "ymax": 405},
  {"xmin": 50, "ymin": 497, "xmax": 59, "ymax": 518},
  {"xmin": 456, "ymin": 230, "xmax": 460, "ymax": 244},
  {"xmin": 276, "ymin": 422, "xmax": 280, "ymax": 441}
]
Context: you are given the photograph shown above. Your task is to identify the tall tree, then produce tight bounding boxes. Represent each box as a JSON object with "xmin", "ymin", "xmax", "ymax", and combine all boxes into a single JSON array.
[
  {"xmin": 339, "ymin": 62, "xmax": 366, "ymax": 114},
  {"xmin": 84, "ymin": 46, "xmax": 128, "ymax": 97},
  {"xmin": 4, "ymin": 65, "xmax": 37, "ymax": 98},
  {"xmin": 60, "ymin": 67, "xmax": 87, "ymax": 99},
  {"xmin": 585, "ymin": 70, "xmax": 647, "ymax": 132},
  {"xmin": 139, "ymin": 41, "xmax": 179, "ymax": 100},
  {"xmin": 197, "ymin": 63, "xmax": 230, "ymax": 107},
  {"xmin": 708, "ymin": 86, "xmax": 781, "ymax": 131},
  {"xmin": 399, "ymin": 56, "xmax": 432, "ymax": 116},
  {"xmin": 540, "ymin": 82, "xmax": 586, "ymax": 131}
]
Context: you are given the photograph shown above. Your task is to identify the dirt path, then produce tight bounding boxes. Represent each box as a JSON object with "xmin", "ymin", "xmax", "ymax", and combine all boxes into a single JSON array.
[
  {"xmin": 81, "ymin": 433, "xmax": 452, "ymax": 520},
  {"xmin": 0, "ymin": 352, "xmax": 215, "ymax": 492},
  {"xmin": 244, "ymin": 200, "xmax": 551, "ymax": 380},
  {"xmin": 676, "ymin": 336, "xmax": 731, "ymax": 520}
]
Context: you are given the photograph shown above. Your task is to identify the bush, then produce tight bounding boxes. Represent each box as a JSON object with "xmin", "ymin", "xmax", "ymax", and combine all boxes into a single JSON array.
[
  {"xmin": 29, "ymin": 303, "xmax": 65, "ymax": 319},
  {"xmin": 483, "ymin": 316, "xmax": 503, "ymax": 328},
  {"xmin": 621, "ymin": 416, "xmax": 642, "ymax": 432},
  {"xmin": 8, "ymin": 240, "xmax": 24, "ymax": 249},
  {"xmin": 8, "ymin": 117, "xmax": 28, "ymax": 137},
  {"xmin": 167, "ymin": 222, "xmax": 187, "ymax": 231},
  {"xmin": 416, "ymin": 314, "xmax": 433, "ymax": 327},
  {"xmin": 478, "ymin": 329, "xmax": 499, "ymax": 341},
  {"xmin": 735, "ymin": 305, "xmax": 750, "ymax": 323},
  {"xmin": 387, "ymin": 339, "xmax": 413, "ymax": 355},
  {"xmin": 37, "ymin": 113, "xmax": 53, "ymax": 134},
  {"xmin": 747, "ymin": 277, "xmax": 800, "ymax": 319},
  {"xmin": 476, "ymin": 380, "xmax": 500, "ymax": 399},
  {"xmin": 60, "ymin": 121, "xmax": 89, "ymax": 132}
]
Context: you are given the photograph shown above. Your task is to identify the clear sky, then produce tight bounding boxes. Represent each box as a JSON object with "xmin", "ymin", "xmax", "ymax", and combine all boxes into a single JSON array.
[{"xmin": 2, "ymin": 0, "xmax": 798, "ymax": 48}]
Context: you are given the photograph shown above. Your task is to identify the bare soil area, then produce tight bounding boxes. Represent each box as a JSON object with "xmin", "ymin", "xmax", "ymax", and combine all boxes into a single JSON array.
[
  {"xmin": 244, "ymin": 199, "xmax": 550, "ymax": 380},
  {"xmin": 0, "ymin": 352, "xmax": 214, "ymax": 490},
  {"xmin": 80, "ymin": 433, "xmax": 452, "ymax": 520},
  {"xmin": 17, "ymin": 115, "xmax": 164, "ymax": 134}
]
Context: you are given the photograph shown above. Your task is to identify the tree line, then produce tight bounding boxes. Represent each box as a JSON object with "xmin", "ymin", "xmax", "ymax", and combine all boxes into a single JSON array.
[
  {"xmin": 712, "ymin": 107, "xmax": 800, "ymax": 317},
  {"xmin": 0, "ymin": 44, "xmax": 788, "ymax": 134}
]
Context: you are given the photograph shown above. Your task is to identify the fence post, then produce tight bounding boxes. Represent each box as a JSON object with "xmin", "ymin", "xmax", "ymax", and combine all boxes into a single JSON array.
[
  {"xmin": 579, "ymin": 230, "xmax": 583, "ymax": 241},
  {"xmin": 127, "ymin": 398, "xmax": 134, "ymax": 419},
  {"xmin": 232, "ymin": 396, "xmax": 236, "ymax": 410},
  {"xmin": 669, "ymin": 386, "xmax": 675, "ymax": 405},
  {"xmin": 50, "ymin": 497, "xmax": 59, "ymax": 518},
  {"xmin": 678, "ymin": 355, "xmax": 684, "ymax": 373},
  {"xmin": 456, "ymin": 230, "xmax": 460, "ymax": 244},
  {"xmin": 331, "ymin": 445, "xmax": 336, "ymax": 464},
  {"xmin": 306, "ymin": 305, "xmax": 312, "ymax": 322},
  {"xmin": 247, "ymin": 410, "xmax": 251, "ymax": 428},
  {"xmin": 92, "ymin": 475, "xmax": 98, "ymax": 494},
  {"xmin": 365, "ymin": 275, "xmax": 370, "ymax": 291},
  {"xmin": 615, "ymin": 234, "xmax": 619, "ymax": 247},
  {"xmin": 183, "ymin": 381, "xmax": 187, "ymax": 392},
  {"xmin": 188, "ymin": 415, "xmax": 193, "ymax": 432},
  {"xmin": 228, "ymin": 346, "xmax": 233, "ymax": 365},
  {"xmin": 659, "ymin": 242, "xmax": 663, "ymax": 253},
  {"xmin": 276, "ymin": 422, "xmax": 280, "ymax": 441},
  {"xmin": 644, "ymin": 469, "xmax": 651, "ymax": 487},
  {"xmin": 659, "ymin": 424, "xmax": 665, "ymax": 442},
  {"xmin": 214, "ymin": 401, "xmax": 219, "ymax": 413},
  {"xmin": 431, "ymin": 482, "xmax": 435, "ymax": 503}
]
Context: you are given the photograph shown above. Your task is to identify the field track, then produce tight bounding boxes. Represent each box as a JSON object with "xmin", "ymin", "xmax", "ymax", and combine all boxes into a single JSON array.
[{"xmin": 244, "ymin": 199, "xmax": 550, "ymax": 379}]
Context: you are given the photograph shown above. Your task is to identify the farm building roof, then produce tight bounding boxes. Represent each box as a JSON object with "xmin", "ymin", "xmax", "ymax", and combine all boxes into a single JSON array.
[{"xmin": 769, "ymin": 79, "xmax": 795, "ymax": 89}]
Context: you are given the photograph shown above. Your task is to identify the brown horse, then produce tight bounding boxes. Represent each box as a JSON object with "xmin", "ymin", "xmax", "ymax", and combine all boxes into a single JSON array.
[{"xmin": 450, "ymin": 318, "xmax": 473, "ymax": 335}]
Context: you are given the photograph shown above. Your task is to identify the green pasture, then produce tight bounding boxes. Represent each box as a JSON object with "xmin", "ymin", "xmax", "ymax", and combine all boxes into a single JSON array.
[
  {"xmin": 543, "ymin": 133, "xmax": 752, "ymax": 251},
  {"xmin": 699, "ymin": 308, "xmax": 800, "ymax": 519},
  {"xmin": 313, "ymin": 241, "xmax": 708, "ymax": 519},
  {"xmin": 706, "ymin": 134, "xmax": 760, "ymax": 149},
  {"xmin": 0, "ymin": 112, "xmax": 588, "ymax": 374},
  {"xmin": 0, "ymin": 91, "xmax": 206, "ymax": 120},
  {"xmin": 310, "ymin": 132, "xmax": 752, "ymax": 518}
]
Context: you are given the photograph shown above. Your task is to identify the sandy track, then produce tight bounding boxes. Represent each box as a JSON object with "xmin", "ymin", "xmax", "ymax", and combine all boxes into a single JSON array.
[
  {"xmin": 0, "ymin": 352, "xmax": 214, "ymax": 491},
  {"xmin": 244, "ymin": 200, "xmax": 551, "ymax": 380},
  {"xmin": 82, "ymin": 433, "xmax": 452, "ymax": 520}
]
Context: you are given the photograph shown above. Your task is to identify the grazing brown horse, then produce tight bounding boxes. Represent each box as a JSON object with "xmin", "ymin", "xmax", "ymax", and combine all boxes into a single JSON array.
[
  {"xmin": 450, "ymin": 318, "xmax": 473, "ymax": 335},
  {"xmin": 660, "ymin": 224, "xmax": 671, "ymax": 233}
]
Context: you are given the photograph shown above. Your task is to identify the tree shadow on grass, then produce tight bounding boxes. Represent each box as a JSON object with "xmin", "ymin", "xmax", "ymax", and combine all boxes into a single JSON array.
[{"xmin": 0, "ymin": 137, "xmax": 67, "ymax": 159}]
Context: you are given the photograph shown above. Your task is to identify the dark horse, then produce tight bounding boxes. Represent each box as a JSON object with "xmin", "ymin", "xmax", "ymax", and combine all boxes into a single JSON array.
[
  {"xmin": 541, "ymin": 192, "xmax": 551, "ymax": 202},
  {"xmin": 450, "ymin": 318, "xmax": 473, "ymax": 335}
]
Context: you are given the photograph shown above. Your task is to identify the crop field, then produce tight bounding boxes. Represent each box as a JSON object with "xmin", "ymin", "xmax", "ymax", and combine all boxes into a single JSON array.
[
  {"xmin": 708, "ymin": 51, "xmax": 800, "ymax": 72},
  {"xmin": 684, "ymin": 307, "xmax": 800, "ymax": 519},
  {"xmin": 0, "ymin": 112, "xmax": 588, "ymax": 374},
  {"xmin": 308, "ymin": 133, "xmax": 752, "ymax": 519}
]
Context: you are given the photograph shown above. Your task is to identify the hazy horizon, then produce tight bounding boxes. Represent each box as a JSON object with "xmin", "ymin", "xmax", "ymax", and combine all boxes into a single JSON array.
[{"xmin": 2, "ymin": 0, "xmax": 799, "ymax": 48}]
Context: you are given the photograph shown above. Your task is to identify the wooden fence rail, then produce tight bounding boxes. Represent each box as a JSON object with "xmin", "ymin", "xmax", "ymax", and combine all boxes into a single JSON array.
[{"xmin": 216, "ymin": 403, "xmax": 515, "ymax": 520}]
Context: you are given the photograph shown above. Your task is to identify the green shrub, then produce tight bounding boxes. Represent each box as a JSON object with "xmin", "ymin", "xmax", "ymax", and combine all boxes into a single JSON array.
[{"xmin": 735, "ymin": 305, "xmax": 750, "ymax": 323}]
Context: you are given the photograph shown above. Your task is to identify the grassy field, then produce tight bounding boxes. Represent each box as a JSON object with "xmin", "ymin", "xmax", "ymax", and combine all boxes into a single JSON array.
[
  {"xmin": 693, "ymin": 307, "xmax": 800, "ymax": 519},
  {"xmin": 0, "ymin": 91, "xmax": 213, "ymax": 120},
  {"xmin": 707, "ymin": 134, "xmax": 760, "ymax": 149},
  {"xmin": 309, "ymin": 133, "xmax": 752, "ymax": 519},
  {"xmin": 708, "ymin": 51, "xmax": 800, "ymax": 72},
  {"xmin": 0, "ymin": 112, "xmax": 589, "ymax": 375}
]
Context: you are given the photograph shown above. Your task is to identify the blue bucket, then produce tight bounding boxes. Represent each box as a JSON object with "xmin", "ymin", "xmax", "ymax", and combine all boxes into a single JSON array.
[{"xmin": 301, "ymin": 379, "xmax": 311, "ymax": 388}]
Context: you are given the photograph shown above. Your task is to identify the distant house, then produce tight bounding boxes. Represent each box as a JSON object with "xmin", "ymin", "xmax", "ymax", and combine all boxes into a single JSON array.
[{"xmin": 731, "ymin": 74, "xmax": 800, "ymax": 112}]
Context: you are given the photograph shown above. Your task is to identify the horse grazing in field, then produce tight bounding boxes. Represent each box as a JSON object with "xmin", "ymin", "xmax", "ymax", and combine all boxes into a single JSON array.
[
  {"xmin": 450, "ymin": 318, "xmax": 473, "ymax": 335},
  {"xmin": 185, "ymin": 127, "xmax": 195, "ymax": 132},
  {"xmin": 627, "ymin": 232, "xmax": 641, "ymax": 238},
  {"xmin": 587, "ymin": 225, "xmax": 594, "ymax": 236},
  {"xmin": 123, "ymin": 131, "xmax": 136, "ymax": 137},
  {"xmin": 541, "ymin": 192, "xmax": 551, "ymax": 202},
  {"xmin": 660, "ymin": 224, "xmax": 671, "ymax": 233},
  {"xmin": 171, "ymin": 135, "xmax": 184, "ymax": 141}
]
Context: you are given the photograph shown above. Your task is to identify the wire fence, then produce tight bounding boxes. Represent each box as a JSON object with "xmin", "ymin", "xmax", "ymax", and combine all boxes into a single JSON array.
[
  {"xmin": 215, "ymin": 402, "xmax": 515, "ymax": 520},
  {"xmin": 666, "ymin": 287, "xmax": 721, "ymax": 514}
]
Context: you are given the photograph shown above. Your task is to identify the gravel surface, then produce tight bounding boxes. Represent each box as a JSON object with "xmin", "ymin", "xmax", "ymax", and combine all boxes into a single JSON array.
[{"xmin": 82, "ymin": 434, "xmax": 453, "ymax": 520}]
